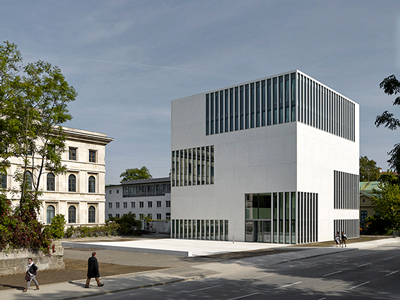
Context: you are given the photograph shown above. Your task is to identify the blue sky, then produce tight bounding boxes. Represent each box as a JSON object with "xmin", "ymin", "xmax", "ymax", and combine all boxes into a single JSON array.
[{"xmin": 2, "ymin": 1, "xmax": 400, "ymax": 183}]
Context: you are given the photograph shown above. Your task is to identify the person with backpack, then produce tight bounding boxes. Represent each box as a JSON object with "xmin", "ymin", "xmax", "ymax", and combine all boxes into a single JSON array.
[{"xmin": 23, "ymin": 258, "xmax": 39, "ymax": 292}]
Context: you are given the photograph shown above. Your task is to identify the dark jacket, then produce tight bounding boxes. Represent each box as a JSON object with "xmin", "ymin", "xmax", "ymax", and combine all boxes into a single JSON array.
[
  {"xmin": 28, "ymin": 263, "xmax": 38, "ymax": 275},
  {"xmin": 87, "ymin": 256, "xmax": 100, "ymax": 278}
]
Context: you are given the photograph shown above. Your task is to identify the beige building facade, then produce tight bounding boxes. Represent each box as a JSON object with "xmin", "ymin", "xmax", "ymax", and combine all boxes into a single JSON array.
[{"xmin": 2, "ymin": 127, "xmax": 113, "ymax": 227}]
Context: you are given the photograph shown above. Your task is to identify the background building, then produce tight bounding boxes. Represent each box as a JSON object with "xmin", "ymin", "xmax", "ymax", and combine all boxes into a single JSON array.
[
  {"xmin": 2, "ymin": 127, "xmax": 113, "ymax": 227},
  {"xmin": 105, "ymin": 177, "xmax": 171, "ymax": 221},
  {"xmin": 359, "ymin": 181, "xmax": 380, "ymax": 227},
  {"xmin": 171, "ymin": 70, "xmax": 359, "ymax": 244}
]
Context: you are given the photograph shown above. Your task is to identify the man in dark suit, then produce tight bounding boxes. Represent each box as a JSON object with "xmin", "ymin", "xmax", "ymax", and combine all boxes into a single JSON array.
[{"xmin": 85, "ymin": 252, "xmax": 104, "ymax": 288}]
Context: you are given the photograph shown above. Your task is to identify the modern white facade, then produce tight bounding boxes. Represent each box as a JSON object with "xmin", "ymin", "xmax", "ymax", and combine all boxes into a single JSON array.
[
  {"xmin": 105, "ymin": 177, "xmax": 171, "ymax": 221},
  {"xmin": 171, "ymin": 70, "xmax": 359, "ymax": 244},
  {"xmin": 2, "ymin": 127, "xmax": 113, "ymax": 227}
]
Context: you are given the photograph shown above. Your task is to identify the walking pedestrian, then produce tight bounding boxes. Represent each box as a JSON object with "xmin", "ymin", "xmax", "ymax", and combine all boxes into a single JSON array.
[
  {"xmin": 85, "ymin": 252, "xmax": 104, "ymax": 288},
  {"xmin": 334, "ymin": 231, "xmax": 341, "ymax": 247},
  {"xmin": 23, "ymin": 258, "xmax": 39, "ymax": 292},
  {"xmin": 341, "ymin": 231, "xmax": 347, "ymax": 247}
]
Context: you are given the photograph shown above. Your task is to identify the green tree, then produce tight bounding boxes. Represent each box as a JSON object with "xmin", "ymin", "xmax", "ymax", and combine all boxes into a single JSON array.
[
  {"xmin": 371, "ymin": 180, "xmax": 400, "ymax": 231},
  {"xmin": 0, "ymin": 40, "xmax": 76, "ymax": 252},
  {"xmin": 359, "ymin": 156, "xmax": 381, "ymax": 182},
  {"xmin": 120, "ymin": 166, "xmax": 152, "ymax": 183},
  {"xmin": 0, "ymin": 40, "xmax": 77, "ymax": 206},
  {"xmin": 375, "ymin": 75, "xmax": 400, "ymax": 173}
]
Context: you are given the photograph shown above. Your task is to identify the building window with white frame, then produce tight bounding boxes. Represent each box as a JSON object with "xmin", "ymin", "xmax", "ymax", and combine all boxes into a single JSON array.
[
  {"xmin": 69, "ymin": 148, "xmax": 77, "ymax": 160},
  {"xmin": 89, "ymin": 150, "xmax": 96, "ymax": 163},
  {"xmin": 148, "ymin": 201, "xmax": 152, "ymax": 208},
  {"xmin": 0, "ymin": 172, "xmax": 6, "ymax": 189},
  {"xmin": 108, "ymin": 202, "xmax": 112, "ymax": 209},
  {"xmin": 68, "ymin": 205, "xmax": 76, "ymax": 223},
  {"xmin": 88, "ymin": 176, "xmax": 96, "ymax": 193},
  {"xmin": 123, "ymin": 202, "xmax": 127, "ymax": 208},
  {"xmin": 47, "ymin": 205, "xmax": 55, "ymax": 224},
  {"xmin": 25, "ymin": 171, "xmax": 33, "ymax": 189},
  {"xmin": 88, "ymin": 206, "xmax": 95, "ymax": 223},
  {"xmin": 166, "ymin": 200, "xmax": 171, "ymax": 207},
  {"xmin": 157, "ymin": 213, "xmax": 162, "ymax": 220},
  {"xmin": 116, "ymin": 202, "xmax": 120, "ymax": 208},
  {"xmin": 131, "ymin": 202, "xmax": 135, "ymax": 208},
  {"xmin": 68, "ymin": 174, "xmax": 76, "ymax": 192},
  {"xmin": 47, "ymin": 173, "xmax": 55, "ymax": 191},
  {"xmin": 140, "ymin": 201, "xmax": 144, "ymax": 208},
  {"xmin": 157, "ymin": 201, "xmax": 161, "ymax": 207}
]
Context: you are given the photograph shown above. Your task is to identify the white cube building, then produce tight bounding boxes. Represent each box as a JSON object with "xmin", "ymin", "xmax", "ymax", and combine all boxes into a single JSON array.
[{"xmin": 171, "ymin": 70, "xmax": 359, "ymax": 244}]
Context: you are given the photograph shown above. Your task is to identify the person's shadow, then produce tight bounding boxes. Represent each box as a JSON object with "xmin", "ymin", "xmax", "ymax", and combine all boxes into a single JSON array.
[
  {"xmin": 0, "ymin": 284, "xmax": 24, "ymax": 291},
  {"xmin": 68, "ymin": 281, "xmax": 86, "ymax": 288}
]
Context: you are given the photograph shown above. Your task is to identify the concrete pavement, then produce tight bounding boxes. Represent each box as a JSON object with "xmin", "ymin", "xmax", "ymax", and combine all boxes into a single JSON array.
[{"xmin": 1, "ymin": 237, "xmax": 399, "ymax": 300}]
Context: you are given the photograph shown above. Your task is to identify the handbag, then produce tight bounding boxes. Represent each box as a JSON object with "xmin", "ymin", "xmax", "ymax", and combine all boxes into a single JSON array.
[{"xmin": 25, "ymin": 272, "xmax": 31, "ymax": 281}]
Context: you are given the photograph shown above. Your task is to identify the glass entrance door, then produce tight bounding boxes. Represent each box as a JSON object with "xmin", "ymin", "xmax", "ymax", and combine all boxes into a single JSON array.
[{"xmin": 246, "ymin": 220, "xmax": 271, "ymax": 242}]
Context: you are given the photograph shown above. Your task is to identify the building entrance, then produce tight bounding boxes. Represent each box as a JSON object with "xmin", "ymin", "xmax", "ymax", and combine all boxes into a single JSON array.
[{"xmin": 245, "ymin": 220, "xmax": 271, "ymax": 242}]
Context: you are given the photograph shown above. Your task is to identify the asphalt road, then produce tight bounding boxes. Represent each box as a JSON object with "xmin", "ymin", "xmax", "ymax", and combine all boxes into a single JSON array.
[{"xmin": 82, "ymin": 243, "xmax": 400, "ymax": 300}]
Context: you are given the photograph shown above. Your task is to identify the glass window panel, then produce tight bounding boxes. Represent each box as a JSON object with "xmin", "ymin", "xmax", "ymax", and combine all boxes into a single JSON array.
[
  {"xmin": 47, "ymin": 205, "xmax": 55, "ymax": 224},
  {"xmin": 279, "ymin": 76, "xmax": 283, "ymax": 124},
  {"xmin": 201, "ymin": 220, "xmax": 205, "ymax": 239},
  {"xmin": 285, "ymin": 74, "xmax": 290, "ymax": 123},
  {"xmin": 235, "ymin": 87, "xmax": 239, "ymax": 130},
  {"xmin": 245, "ymin": 221, "xmax": 254, "ymax": 242},
  {"xmin": 206, "ymin": 94, "xmax": 209, "ymax": 135},
  {"xmin": 245, "ymin": 194, "xmax": 252, "ymax": 219},
  {"xmin": 211, "ymin": 93, "xmax": 214, "ymax": 134},
  {"xmin": 256, "ymin": 81, "xmax": 260, "ymax": 127},
  {"xmin": 245, "ymin": 84, "xmax": 249, "ymax": 129},
  {"xmin": 267, "ymin": 79, "xmax": 272, "ymax": 125},
  {"xmin": 220, "ymin": 90, "xmax": 224, "ymax": 133},
  {"xmin": 225, "ymin": 89, "xmax": 229, "ymax": 132},
  {"xmin": 240, "ymin": 86, "xmax": 244, "ymax": 130},
  {"xmin": 262, "ymin": 80, "xmax": 266, "ymax": 126},
  {"xmin": 215, "ymin": 92, "xmax": 219, "ymax": 134},
  {"xmin": 188, "ymin": 149, "xmax": 192, "ymax": 186},
  {"xmin": 259, "ymin": 193, "xmax": 271, "ymax": 219},
  {"xmin": 291, "ymin": 73, "xmax": 296, "ymax": 122},
  {"xmin": 250, "ymin": 83, "xmax": 255, "ymax": 128},
  {"xmin": 211, "ymin": 146, "xmax": 214, "ymax": 184},
  {"xmin": 88, "ymin": 206, "xmax": 95, "ymax": 223},
  {"xmin": 68, "ymin": 205, "xmax": 76, "ymax": 223},
  {"xmin": 47, "ymin": 173, "xmax": 55, "ymax": 191},
  {"xmin": 215, "ymin": 220, "xmax": 219, "ymax": 240},
  {"xmin": 273, "ymin": 193, "xmax": 277, "ymax": 243},
  {"xmin": 225, "ymin": 220, "xmax": 228, "ymax": 241},
  {"xmin": 273, "ymin": 78, "xmax": 277, "ymax": 124}
]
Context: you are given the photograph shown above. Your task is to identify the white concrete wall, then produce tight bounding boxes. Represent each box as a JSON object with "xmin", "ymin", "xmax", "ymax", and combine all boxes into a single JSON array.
[{"xmin": 171, "ymin": 72, "xmax": 360, "ymax": 243}]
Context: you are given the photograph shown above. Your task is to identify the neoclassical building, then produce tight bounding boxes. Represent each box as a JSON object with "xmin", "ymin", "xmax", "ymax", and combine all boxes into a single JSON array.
[
  {"xmin": 171, "ymin": 70, "xmax": 359, "ymax": 244},
  {"xmin": 1, "ymin": 127, "xmax": 113, "ymax": 227}
]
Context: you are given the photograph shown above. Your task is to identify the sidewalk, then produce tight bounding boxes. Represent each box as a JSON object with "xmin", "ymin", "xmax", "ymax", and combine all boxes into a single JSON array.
[{"xmin": 1, "ymin": 237, "xmax": 399, "ymax": 300}]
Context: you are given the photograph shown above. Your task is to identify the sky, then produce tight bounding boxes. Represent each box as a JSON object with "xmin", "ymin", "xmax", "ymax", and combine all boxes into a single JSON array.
[{"xmin": 1, "ymin": 0, "xmax": 400, "ymax": 184}]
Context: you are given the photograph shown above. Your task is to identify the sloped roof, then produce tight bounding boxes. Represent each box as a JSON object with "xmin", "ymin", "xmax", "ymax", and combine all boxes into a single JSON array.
[{"xmin": 360, "ymin": 181, "xmax": 381, "ymax": 196}]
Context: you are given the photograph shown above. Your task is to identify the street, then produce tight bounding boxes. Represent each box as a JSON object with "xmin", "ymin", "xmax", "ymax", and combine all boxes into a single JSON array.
[{"xmin": 82, "ymin": 243, "xmax": 400, "ymax": 300}]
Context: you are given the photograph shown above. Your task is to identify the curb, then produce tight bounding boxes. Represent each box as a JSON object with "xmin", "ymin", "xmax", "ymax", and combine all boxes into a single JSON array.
[{"xmin": 60, "ymin": 275, "xmax": 206, "ymax": 300}]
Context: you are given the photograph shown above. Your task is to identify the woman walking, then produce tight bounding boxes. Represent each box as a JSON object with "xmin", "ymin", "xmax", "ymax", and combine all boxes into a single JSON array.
[{"xmin": 23, "ymin": 258, "xmax": 39, "ymax": 292}]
